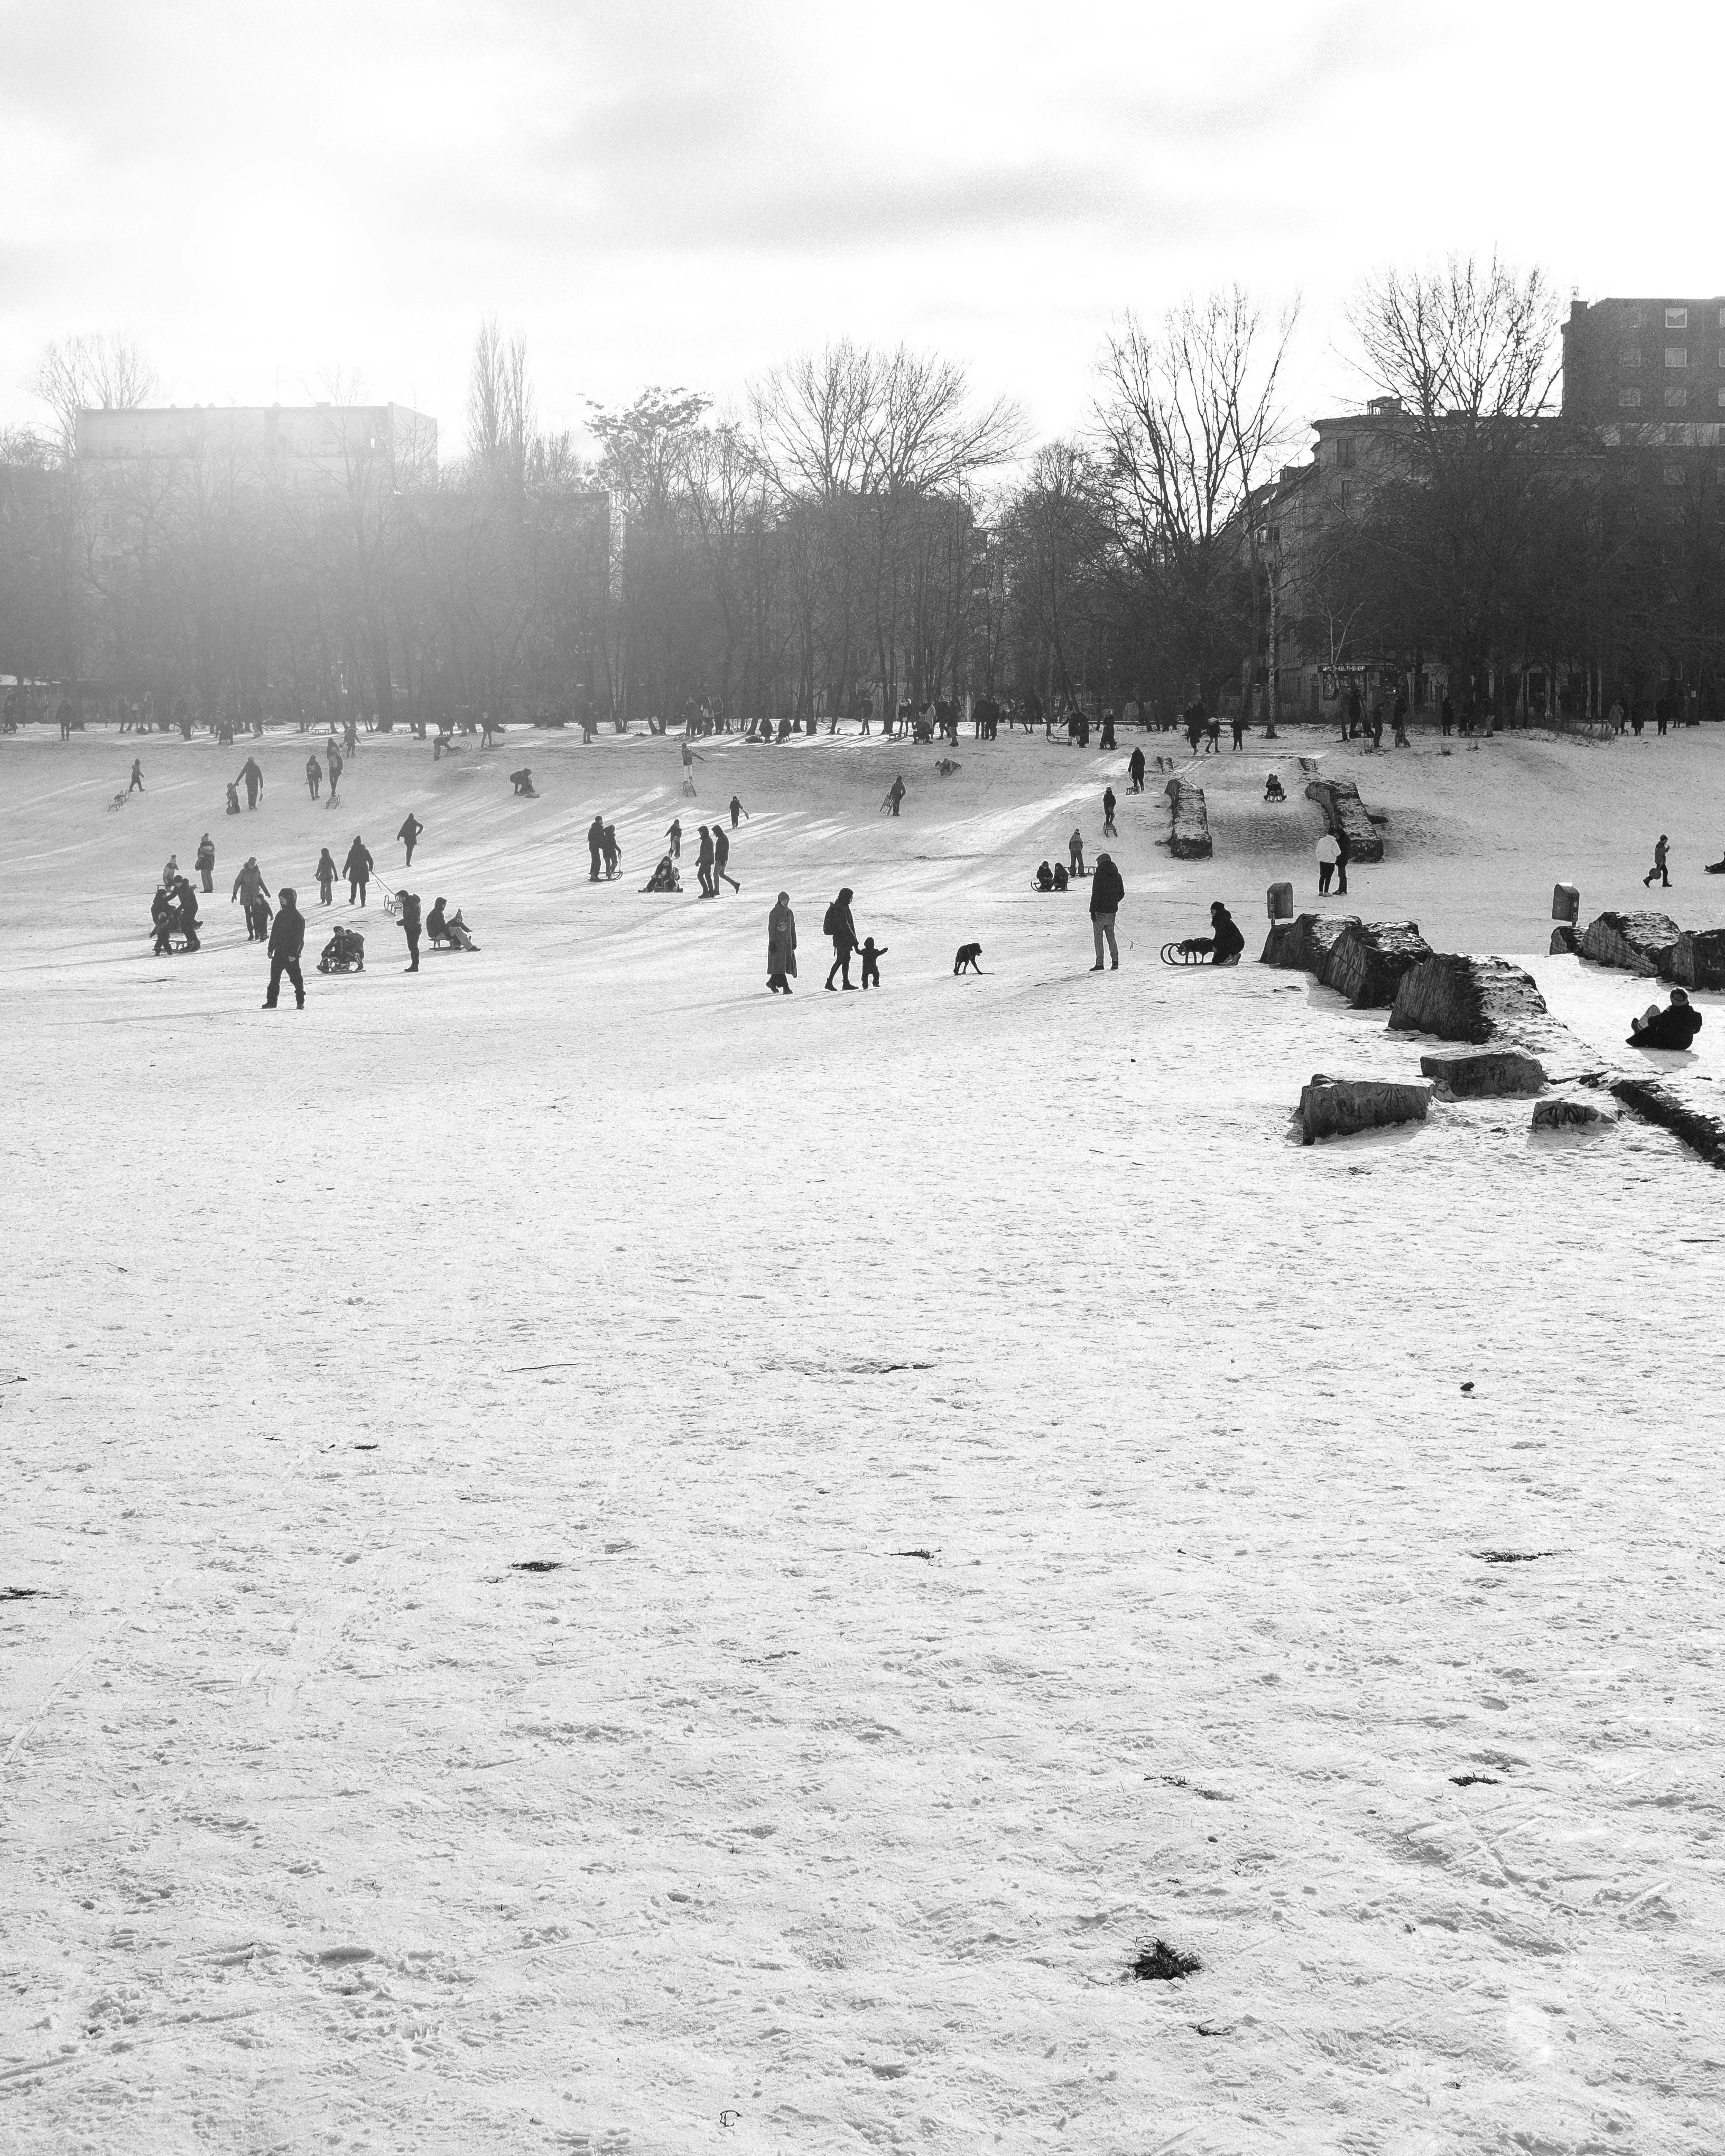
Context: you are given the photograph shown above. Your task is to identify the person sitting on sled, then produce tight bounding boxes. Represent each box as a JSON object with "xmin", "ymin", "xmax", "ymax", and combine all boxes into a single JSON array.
[{"xmin": 1264, "ymin": 772, "xmax": 1285, "ymax": 802}]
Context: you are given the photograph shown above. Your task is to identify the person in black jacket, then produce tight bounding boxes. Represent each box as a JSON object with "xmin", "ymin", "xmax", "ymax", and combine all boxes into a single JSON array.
[
  {"xmin": 1182, "ymin": 901, "xmax": 1245, "ymax": 964},
  {"xmin": 194, "ymin": 833, "xmax": 216, "ymax": 891},
  {"xmin": 1089, "ymin": 853, "xmax": 1124, "ymax": 970},
  {"xmin": 315, "ymin": 847, "xmax": 338, "ymax": 904},
  {"xmin": 397, "ymin": 812, "xmax": 423, "ymax": 867},
  {"xmin": 343, "ymin": 835, "xmax": 373, "ymax": 904},
  {"xmin": 1628, "ymin": 989, "xmax": 1702, "ymax": 1049},
  {"xmin": 398, "ymin": 888, "xmax": 422, "ymax": 972},
  {"xmin": 824, "ymin": 887, "xmax": 859, "ymax": 988},
  {"xmin": 587, "ymin": 813, "xmax": 606, "ymax": 881},
  {"xmin": 264, "ymin": 888, "xmax": 306, "ymax": 1008}
]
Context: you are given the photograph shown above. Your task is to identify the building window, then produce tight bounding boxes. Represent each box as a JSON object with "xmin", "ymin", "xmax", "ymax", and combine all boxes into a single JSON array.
[
  {"xmin": 1621, "ymin": 349, "xmax": 1642, "ymax": 368},
  {"xmin": 1619, "ymin": 388, "xmax": 1643, "ymax": 408},
  {"xmin": 1666, "ymin": 347, "xmax": 1689, "ymax": 369},
  {"xmin": 1663, "ymin": 464, "xmax": 1684, "ymax": 486},
  {"xmin": 1666, "ymin": 387, "xmax": 1689, "ymax": 408},
  {"xmin": 1666, "ymin": 306, "xmax": 1689, "ymax": 329},
  {"xmin": 1334, "ymin": 435, "xmax": 1355, "ymax": 469}
]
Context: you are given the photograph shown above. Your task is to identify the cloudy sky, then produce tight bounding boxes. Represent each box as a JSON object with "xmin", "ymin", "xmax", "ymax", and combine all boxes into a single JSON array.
[{"xmin": 3, "ymin": 0, "xmax": 1719, "ymax": 459}]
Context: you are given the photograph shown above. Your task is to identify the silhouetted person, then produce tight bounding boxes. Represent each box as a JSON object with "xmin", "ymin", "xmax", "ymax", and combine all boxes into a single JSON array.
[
  {"xmin": 398, "ymin": 888, "xmax": 422, "ymax": 972},
  {"xmin": 1644, "ymin": 834, "xmax": 1671, "ymax": 889},
  {"xmin": 666, "ymin": 817, "xmax": 682, "ymax": 859},
  {"xmin": 767, "ymin": 893, "xmax": 796, "ymax": 992},
  {"xmin": 231, "ymin": 856, "xmax": 271, "ymax": 938},
  {"xmin": 264, "ymin": 888, "xmax": 306, "ymax": 1009},
  {"xmin": 306, "ymin": 752, "xmax": 321, "ymax": 798},
  {"xmin": 237, "ymin": 756, "xmax": 263, "ymax": 808},
  {"xmin": 587, "ymin": 813, "xmax": 606, "ymax": 881},
  {"xmin": 729, "ymin": 794, "xmax": 747, "ymax": 829},
  {"xmin": 1102, "ymin": 786, "xmax": 1117, "ymax": 835},
  {"xmin": 1334, "ymin": 829, "xmax": 1351, "ymax": 896},
  {"xmin": 602, "ymin": 823, "xmax": 621, "ymax": 879},
  {"xmin": 397, "ymin": 812, "xmax": 423, "ymax": 867},
  {"xmin": 344, "ymin": 835, "xmax": 373, "ymax": 904},
  {"xmin": 128, "ymin": 758, "xmax": 144, "ymax": 794},
  {"xmin": 714, "ymin": 824, "xmax": 739, "ymax": 893},
  {"xmin": 1184, "ymin": 900, "xmax": 1245, "ymax": 963},
  {"xmin": 859, "ymin": 937, "xmax": 886, "ymax": 989},
  {"xmin": 696, "ymin": 825, "xmax": 715, "ymax": 896},
  {"xmin": 1069, "ymin": 827, "xmax": 1085, "ymax": 877},
  {"xmin": 1128, "ymin": 746, "xmax": 1146, "ymax": 792},
  {"xmin": 824, "ymin": 887, "xmax": 859, "ymax": 988},
  {"xmin": 1629, "ymin": 988, "xmax": 1702, "ymax": 1049},
  {"xmin": 315, "ymin": 847, "xmax": 337, "ymax": 904}
]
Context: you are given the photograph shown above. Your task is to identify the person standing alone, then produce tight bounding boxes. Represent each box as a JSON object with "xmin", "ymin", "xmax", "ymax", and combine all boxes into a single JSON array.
[
  {"xmin": 344, "ymin": 834, "xmax": 373, "ymax": 904},
  {"xmin": 398, "ymin": 888, "xmax": 422, "ymax": 971},
  {"xmin": 1644, "ymin": 834, "xmax": 1671, "ymax": 889},
  {"xmin": 397, "ymin": 812, "xmax": 423, "ymax": 868},
  {"xmin": 1089, "ymin": 852, "xmax": 1124, "ymax": 970},
  {"xmin": 264, "ymin": 887, "xmax": 306, "ymax": 1009}
]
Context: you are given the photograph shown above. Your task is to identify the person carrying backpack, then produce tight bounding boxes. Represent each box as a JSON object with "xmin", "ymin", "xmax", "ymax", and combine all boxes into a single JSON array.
[{"xmin": 823, "ymin": 888, "xmax": 859, "ymax": 989}]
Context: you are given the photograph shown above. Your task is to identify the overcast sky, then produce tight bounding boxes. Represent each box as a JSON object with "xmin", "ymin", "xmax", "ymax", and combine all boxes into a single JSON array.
[{"xmin": 3, "ymin": 0, "xmax": 1720, "ymax": 461}]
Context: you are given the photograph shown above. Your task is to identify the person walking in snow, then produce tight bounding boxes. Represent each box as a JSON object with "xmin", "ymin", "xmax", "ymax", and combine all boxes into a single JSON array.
[
  {"xmin": 1128, "ymin": 745, "xmax": 1146, "ymax": 793},
  {"xmin": 343, "ymin": 834, "xmax": 373, "ymax": 904},
  {"xmin": 237, "ymin": 755, "xmax": 264, "ymax": 809},
  {"xmin": 713, "ymin": 823, "xmax": 739, "ymax": 893},
  {"xmin": 128, "ymin": 757, "xmax": 145, "ymax": 794},
  {"xmin": 823, "ymin": 887, "xmax": 860, "ymax": 989},
  {"xmin": 767, "ymin": 892, "xmax": 797, "ymax": 993},
  {"xmin": 728, "ymin": 794, "xmax": 748, "ymax": 830},
  {"xmin": 314, "ymin": 847, "xmax": 338, "ymax": 905},
  {"xmin": 195, "ymin": 833, "xmax": 216, "ymax": 893},
  {"xmin": 1102, "ymin": 786, "xmax": 1117, "ymax": 836},
  {"xmin": 306, "ymin": 752, "xmax": 321, "ymax": 800},
  {"xmin": 601, "ymin": 823, "xmax": 621, "ymax": 879},
  {"xmin": 665, "ymin": 817, "xmax": 682, "ymax": 860},
  {"xmin": 264, "ymin": 887, "xmax": 306, "ymax": 1009},
  {"xmin": 883, "ymin": 774, "xmax": 906, "ymax": 817},
  {"xmin": 326, "ymin": 740, "xmax": 343, "ymax": 805},
  {"xmin": 695, "ymin": 825, "xmax": 716, "ymax": 897},
  {"xmin": 1089, "ymin": 852, "xmax": 1124, "ymax": 971},
  {"xmin": 587, "ymin": 814, "xmax": 606, "ymax": 882},
  {"xmin": 397, "ymin": 812, "xmax": 423, "ymax": 868},
  {"xmin": 1644, "ymin": 833, "xmax": 1671, "ymax": 889}
]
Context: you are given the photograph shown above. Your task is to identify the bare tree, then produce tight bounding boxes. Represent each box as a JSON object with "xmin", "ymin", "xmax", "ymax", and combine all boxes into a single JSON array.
[
  {"xmin": 466, "ymin": 319, "xmax": 534, "ymax": 488},
  {"xmin": 1096, "ymin": 289, "xmax": 1297, "ymax": 706},
  {"xmin": 31, "ymin": 331, "xmax": 157, "ymax": 463}
]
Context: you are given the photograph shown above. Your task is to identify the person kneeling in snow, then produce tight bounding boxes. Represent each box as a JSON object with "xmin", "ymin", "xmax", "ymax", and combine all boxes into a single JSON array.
[
  {"xmin": 641, "ymin": 854, "xmax": 681, "ymax": 893},
  {"xmin": 1180, "ymin": 901, "xmax": 1245, "ymax": 965},
  {"xmin": 1034, "ymin": 860, "xmax": 1054, "ymax": 891}
]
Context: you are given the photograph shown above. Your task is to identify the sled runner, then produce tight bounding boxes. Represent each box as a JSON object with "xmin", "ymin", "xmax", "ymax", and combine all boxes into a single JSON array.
[
  {"xmin": 317, "ymin": 926, "xmax": 366, "ymax": 973},
  {"xmin": 1161, "ymin": 942, "xmax": 1240, "ymax": 967}
]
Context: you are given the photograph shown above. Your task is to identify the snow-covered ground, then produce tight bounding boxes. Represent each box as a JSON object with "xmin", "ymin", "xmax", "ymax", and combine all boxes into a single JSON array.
[{"xmin": 3, "ymin": 718, "xmax": 1722, "ymax": 2155}]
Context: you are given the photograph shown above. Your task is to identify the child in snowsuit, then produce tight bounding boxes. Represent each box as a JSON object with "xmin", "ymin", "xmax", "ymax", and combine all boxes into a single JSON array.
[{"xmin": 859, "ymin": 937, "xmax": 886, "ymax": 989}]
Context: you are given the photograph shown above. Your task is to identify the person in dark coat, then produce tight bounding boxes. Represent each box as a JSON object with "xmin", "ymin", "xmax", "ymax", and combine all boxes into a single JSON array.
[
  {"xmin": 195, "ymin": 833, "xmax": 216, "ymax": 893},
  {"xmin": 1629, "ymin": 989, "xmax": 1702, "ymax": 1049},
  {"xmin": 173, "ymin": 877, "xmax": 201, "ymax": 952},
  {"xmin": 824, "ymin": 887, "xmax": 859, "ymax": 989},
  {"xmin": 315, "ymin": 847, "xmax": 338, "ymax": 904},
  {"xmin": 398, "ymin": 888, "xmax": 422, "ymax": 972},
  {"xmin": 306, "ymin": 752, "xmax": 322, "ymax": 798},
  {"xmin": 151, "ymin": 885, "xmax": 174, "ymax": 953},
  {"xmin": 397, "ymin": 813, "xmax": 423, "ymax": 867},
  {"xmin": 1183, "ymin": 901, "xmax": 1244, "ymax": 963},
  {"xmin": 665, "ymin": 817, "xmax": 682, "ymax": 859},
  {"xmin": 343, "ymin": 836, "xmax": 373, "ymax": 904},
  {"xmin": 1102, "ymin": 786, "xmax": 1117, "ymax": 835},
  {"xmin": 1334, "ymin": 828, "xmax": 1351, "ymax": 896},
  {"xmin": 1089, "ymin": 852, "xmax": 1124, "ymax": 970},
  {"xmin": 1643, "ymin": 834, "xmax": 1671, "ymax": 889},
  {"xmin": 236, "ymin": 756, "xmax": 264, "ymax": 808},
  {"xmin": 264, "ymin": 889, "xmax": 305, "ymax": 1008},
  {"xmin": 587, "ymin": 814, "xmax": 606, "ymax": 881},
  {"xmin": 602, "ymin": 824, "xmax": 621, "ymax": 879},
  {"xmin": 1128, "ymin": 746, "xmax": 1146, "ymax": 792},
  {"xmin": 231, "ymin": 857, "xmax": 271, "ymax": 938},
  {"xmin": 729, "ymin": 794, "xmax": 747, "ymax": 830},
  {"xmin": 713, "ymin": 824, "xmax": 739, "ymax": 893},
  {"xmin": 767, "ymin": 893, "xmax": 797, "ymax": 992},
  {"xmin": 696, "ymin": 825, "xmax": 716, "ymax": 896},
  {"xmin": 1034, "ymin": 860, "xmax": 1054, "ymax": 891}
]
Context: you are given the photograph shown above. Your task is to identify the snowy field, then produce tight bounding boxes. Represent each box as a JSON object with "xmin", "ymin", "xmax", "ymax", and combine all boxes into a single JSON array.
[{"xmin": 3, "ymin": 717, "xmax": 1723, "ymax": 2155}]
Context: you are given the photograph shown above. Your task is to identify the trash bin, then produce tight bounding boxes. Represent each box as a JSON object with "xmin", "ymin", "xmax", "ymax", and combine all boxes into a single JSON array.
[
  {"xmin": 1551, "ymin": 882, "xmax": 1579, "ymax": 924},
  {"xmin": 1267, "ymin": 880, "xmax": 1294, "ymax": 922}
]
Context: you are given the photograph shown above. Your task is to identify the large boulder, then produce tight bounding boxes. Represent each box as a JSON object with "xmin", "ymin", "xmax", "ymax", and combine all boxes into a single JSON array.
[
  {"xmin": 1608, "ymin": 1076, "xmax": 1725, "ymax": 1169},
  {"xmin": 1576, "ymin": 910, "xmax": 1680, "ymax": 977},
  {"xmin": 1421, "ymin": 1048, "xmax": 1546, "ymax": 1098},
  {"xmin": 1387, "ymin": 954, "xmax": 1553, "ymax": 1044},
  {"xmin": 1321, "ymin": 921, "xmax": 1432, "ymax": 1008},
  {"xmin": 1167, "ymin": 781, "xmax": 1212, "ymax": 860},
  {"xmin": 1304, "ymin": 776, "xmax": 1384, "ymax": 863},
  {"xmin": 1549, "ymin": 924, "xmax": 1581, "ymax": 955},
  {"xmin": 1297, "ymin": 1073, "xmax": 1430, "ymax": 1146},
  {"xmin": 1260, "ymin": 912, "xmax": 1357, "ymax": 971},
  {"xmin": 1666, "ymin": 927, "xmax": 1725, "ymax": 991}
]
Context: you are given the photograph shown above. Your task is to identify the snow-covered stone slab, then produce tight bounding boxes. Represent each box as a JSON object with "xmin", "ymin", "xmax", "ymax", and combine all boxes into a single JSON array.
[
  {"xmin": 1322, "ymin": 921, "xmax": 1432, "ymax": 1009},
  {"xmin": 1297, "ymin": 1072, "xmax": 1430, "ymax": 1145},
  {"xmin": 1667, "ymin": 928, "xmax": 1725, "ymax": 991},
  {"xmin": 1304, "ymin": 776, "xmax": 1384, "ymax": 862},
  {"xmin": 1608, "ymin": 1076, "xmax": 1725, "ymax": 1169},
  {"xmin": 1167, "ymin": 780, "xmax": 1212, "ymax": 860},
  {"xmin": 1260, "ymin": 910, "xmax": 1356, "ymax": 972},
  {"xmin": 1577, "ymin": 910, "xmax": 1680, "ymax": 977},
  {"xmin": 1421, "ymin": 1047, "xmax": 1546, "ymax": 1098}
]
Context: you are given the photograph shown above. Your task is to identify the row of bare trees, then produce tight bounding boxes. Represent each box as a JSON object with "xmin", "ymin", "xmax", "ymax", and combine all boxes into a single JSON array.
[{"xmin": 8, "ymin": 268, "xmax": 1721, "ymax": 732}]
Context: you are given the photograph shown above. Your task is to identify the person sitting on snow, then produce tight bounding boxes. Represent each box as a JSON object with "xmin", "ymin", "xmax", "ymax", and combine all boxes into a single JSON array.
[
  {"xmin": 641, "ymin": 854, "xmax": 681, "ymax": 894},
  {"xmin": 1628, "ymin": 988, "xmax": 1703, "ymax": 1050},
  {"xmin": 1264, "ymin": 772, "xmax": 1286, "ymax": 802},
  {"xmin": 1034, "ymin": 860, "xmax": 1054, "ymax": 891}
]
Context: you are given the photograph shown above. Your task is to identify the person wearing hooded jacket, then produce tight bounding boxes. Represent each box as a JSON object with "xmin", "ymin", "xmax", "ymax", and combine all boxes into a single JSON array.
[
  {"xmin": 824, "ymin": 887, "xmax": 859, "ymax": 989},
  {"xmin": 264, "ymin": 887, "xmax": 307, "ymax": 1009},
  {"xmin": 343, "ymin": 835, "xmax": 373, "ymax": 904},
  {"xmin": 194, "ymin": 833, "xmax": 216, "ymax": 893},
  {"xmin": 231, "ymin": 856, "xmax": 271, "ymax": 940},
  {"xmin": 1089, "ymin": 852, "xmax": 1124, "ymax": 970},
  {"xmin": 767, "ymin": 893, "xmax": 797, "ymax": 993}
]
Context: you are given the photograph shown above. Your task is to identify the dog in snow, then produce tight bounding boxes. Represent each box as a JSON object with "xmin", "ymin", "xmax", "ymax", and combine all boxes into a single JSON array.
[{"xmin": 953, "ymin": 943, "xmax": 984, "ymax": 974}]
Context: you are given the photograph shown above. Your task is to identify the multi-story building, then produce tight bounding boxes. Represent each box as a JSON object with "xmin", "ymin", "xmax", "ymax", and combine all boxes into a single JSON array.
[{"xmin": 1562, "ymin": 296, "xmax": 1725, "ymax": 443}]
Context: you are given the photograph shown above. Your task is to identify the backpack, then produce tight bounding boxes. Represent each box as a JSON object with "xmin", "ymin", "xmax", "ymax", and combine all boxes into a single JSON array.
[{"xmin": 822, "ymin": 902, "xmax": 839, "ymax": 935}]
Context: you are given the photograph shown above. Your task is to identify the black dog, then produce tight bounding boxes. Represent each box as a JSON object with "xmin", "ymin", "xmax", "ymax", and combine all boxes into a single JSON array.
[{"xmin": 954, "ymin": 943, "xmax": 984, "ymax": 974}]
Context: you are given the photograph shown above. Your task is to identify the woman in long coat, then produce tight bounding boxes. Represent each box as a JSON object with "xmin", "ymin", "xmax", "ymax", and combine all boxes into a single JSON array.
[{"xmin": 767, "ymin": 893, "xmax": 796, "ymax": 993}]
